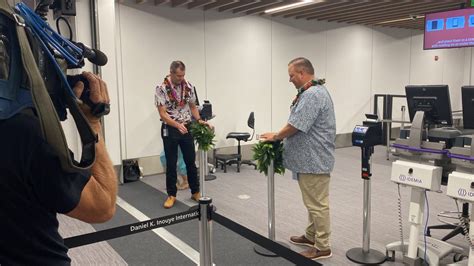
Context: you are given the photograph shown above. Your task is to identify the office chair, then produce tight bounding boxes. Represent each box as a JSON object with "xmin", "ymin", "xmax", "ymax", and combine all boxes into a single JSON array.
[
  {"xmin": 425, "ymin": 203, "xmax": 469, "ymax": 241},
  {"xmin": 215, "ymin": 112, "xmax": 257, "ymax": 173},
  {"xmin": 425, "ymin": 174, "xmax": 469, "ymax": 241}
]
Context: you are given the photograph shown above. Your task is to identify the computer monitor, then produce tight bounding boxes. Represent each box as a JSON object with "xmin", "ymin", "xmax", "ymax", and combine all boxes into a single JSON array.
[
  {"xmin": 462, "ymin": 86, "xmax": 474, "ymax": 129},
  {"xmin": 405, "ymin": 85, "xmax": 453, "ymax": 126}
]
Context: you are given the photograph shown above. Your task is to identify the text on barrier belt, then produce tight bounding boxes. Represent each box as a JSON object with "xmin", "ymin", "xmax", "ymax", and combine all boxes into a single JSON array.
[{"xmin": 64, "ymin": 208, "xmax": 199, "ymax": 248}]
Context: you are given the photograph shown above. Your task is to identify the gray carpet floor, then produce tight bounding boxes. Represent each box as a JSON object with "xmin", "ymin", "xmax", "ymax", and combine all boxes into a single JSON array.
[{"xmin": 59, "ymin": 146, "xmax": 471, "ymax": 265}]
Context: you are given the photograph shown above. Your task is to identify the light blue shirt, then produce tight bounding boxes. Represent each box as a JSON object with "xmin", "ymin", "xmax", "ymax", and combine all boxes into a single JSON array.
[{"xmin": 283, "ymin": 85, "xmax": 336, "ymax": 176}]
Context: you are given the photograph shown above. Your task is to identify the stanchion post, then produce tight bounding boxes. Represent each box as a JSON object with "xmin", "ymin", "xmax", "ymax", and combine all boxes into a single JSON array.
[
  {"xmin": 199, "ymin": 197, "xmax": 213, "ymax": 266},
  {"xmin": 362, "ymin": 154, "xmax": 371, "ymax": 252},
  {"xmin": 254, "ymin": 155, "xmax": 289, "ymax": 257},
  {"xmin": 199, "ymin": 150, "xmax": 207, "ymax": 196},
  {"xmin": 346, "ymin": 146, "xmax": 386, "ymax": 264},
  {"xmin": 119, "ymin": 164, "xmax": 124, "ymax": 185},
  {"xmin": 268, "ymin": 159, "xmax": 275, "ymax": 240},
  {"xmin": 385, "ymin": 120, "xmax": 391, "ymax": 160}
]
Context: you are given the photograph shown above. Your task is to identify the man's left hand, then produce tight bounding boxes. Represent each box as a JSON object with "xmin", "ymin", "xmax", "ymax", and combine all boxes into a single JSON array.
[
  {"xmin": 199, "ymin": 120, "xmax": 214, "ymax": 131},
  {"xmin": 73, "ymin": 71, "xmax": 110, "ymax": 124}
]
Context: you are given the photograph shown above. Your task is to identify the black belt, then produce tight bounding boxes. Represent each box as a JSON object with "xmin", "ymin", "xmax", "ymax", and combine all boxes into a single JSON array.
[{"xmin": 162, "ymin": 122, "xmax": 192, "ymax": 128}]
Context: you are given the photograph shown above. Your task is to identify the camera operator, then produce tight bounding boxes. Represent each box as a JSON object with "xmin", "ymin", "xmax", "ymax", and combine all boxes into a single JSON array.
[{"xmin": 0, "ymin": 71, "xmax": 117, "ymax": 265}]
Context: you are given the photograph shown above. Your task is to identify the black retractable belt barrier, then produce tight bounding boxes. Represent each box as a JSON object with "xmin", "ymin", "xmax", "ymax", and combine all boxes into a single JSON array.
[
  {"xmin": 213, "ymin": 212, "xmax": 322, "ymax": 266},
  {"xmin": 65, "ymin": 208, "xmax": 200, "ymax": 249}
]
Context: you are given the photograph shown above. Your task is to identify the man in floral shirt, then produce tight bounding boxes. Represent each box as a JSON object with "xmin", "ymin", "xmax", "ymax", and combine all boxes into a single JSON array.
[
  {"xmin": 261, "ymin": 57, "xmax": 335, "ymax": 260},
  {"xmin": 155, "ymin": 61, "xmax": 212, "ymax": 208}
]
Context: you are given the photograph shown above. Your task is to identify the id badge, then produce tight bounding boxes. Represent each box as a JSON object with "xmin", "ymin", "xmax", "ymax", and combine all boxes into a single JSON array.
[{"xmin": 163, "ymin": 125, "xmax": 168, "ymax": 137}]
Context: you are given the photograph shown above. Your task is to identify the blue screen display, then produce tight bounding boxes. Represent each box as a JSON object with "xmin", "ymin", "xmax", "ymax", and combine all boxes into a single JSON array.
[
  {"xmin": 354, "ymin": 126, "xmax": 368, "ymax": 134},
  {"xmin": 446, "ymin": 16, "xmax": 465, "ymax": 30},
  {"xmin": 426, "ymin": 19, "xmax": 444, "ymax": 31}
]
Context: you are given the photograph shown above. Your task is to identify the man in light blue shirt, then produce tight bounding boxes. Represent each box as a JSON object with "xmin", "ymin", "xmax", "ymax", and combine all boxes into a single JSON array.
[{"xmin": 261, "ymin": 57, "xmax": 336, "ymax": 261}]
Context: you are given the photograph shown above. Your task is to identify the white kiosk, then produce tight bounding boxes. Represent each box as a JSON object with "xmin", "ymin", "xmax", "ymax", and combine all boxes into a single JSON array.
[
  {"xmin": 446, "ymin": 135, "xmax": 474, "ymax": 265},
  {"xmin": 386, "ymin": 85, "xmax": 465, "ymax": 265},
  {"xmin": 386, "ymin": 111, "xmax": 464, "ymax": 265}
]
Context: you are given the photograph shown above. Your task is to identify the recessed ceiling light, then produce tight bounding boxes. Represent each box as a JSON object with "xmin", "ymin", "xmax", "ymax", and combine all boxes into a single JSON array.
[
  {"xmin": 264, "ymin": 0, "xmax": 320, "ymax": 14},
  {"xmin": 377, "ymin": 15, "xmax": 425, "ymax": 25}
]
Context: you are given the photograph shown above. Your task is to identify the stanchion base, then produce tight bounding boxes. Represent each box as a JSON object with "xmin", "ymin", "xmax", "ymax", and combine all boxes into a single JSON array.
[
  {"xmin": 346, "ymin": 247, "xmax": 386, "ymax": 265},
  {"xmin": 254, "ymin": 241, "xmax": 289, "ymax": 257},
  {"xmin": 205, "ymin": 174, "xmax": 217, "ymax": 181}
]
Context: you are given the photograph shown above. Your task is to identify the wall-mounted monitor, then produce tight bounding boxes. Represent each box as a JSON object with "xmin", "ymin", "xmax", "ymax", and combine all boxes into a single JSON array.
[{"xmin": 424, "ymin": 8, "xmax": 474, "ymax": 50}]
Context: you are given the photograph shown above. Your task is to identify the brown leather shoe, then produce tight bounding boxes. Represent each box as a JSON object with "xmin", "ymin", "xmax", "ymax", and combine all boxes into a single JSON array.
[
  {"xmin": 163, "ymin": 196, "xmax": 176, "ymax": 209},
  {"xmin": 299, "ymin": 247, "xmax": 332, "ymax": 260},
  {"xmin": 289, "ymin": 235, "xmax": 315, "ymax": 247},
  {"xmin": 191, "ymin": 192, "xmax": 201, "ymax": 202}
]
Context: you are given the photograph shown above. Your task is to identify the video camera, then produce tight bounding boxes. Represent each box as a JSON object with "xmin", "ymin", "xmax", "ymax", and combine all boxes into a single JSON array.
[
  {"xmin": 0, "ymin": 0, "xmax": 109, "ymax": 172},
  {"xmin": 27, "ymin": 0, "xmax": 110, "ymax": 120}
]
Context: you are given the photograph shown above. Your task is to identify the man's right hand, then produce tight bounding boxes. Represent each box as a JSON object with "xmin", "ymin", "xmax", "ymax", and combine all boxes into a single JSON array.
[
  {"xmin": 260, "ymin": 132, "xmax": 277, "ymax": 142},
  {"xmin": 176, "ymin": 123, "xmax": 188, "ymax": 134}
]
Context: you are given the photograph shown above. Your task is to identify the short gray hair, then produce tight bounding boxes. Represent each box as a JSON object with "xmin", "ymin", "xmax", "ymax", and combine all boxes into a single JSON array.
[
  {"xmin": 170, "ymin": 60, "xmax": 186, "ymax": 73},
  {"xmin": 288, "ymin": 57, "xmax": 314, "ymax": 75}
]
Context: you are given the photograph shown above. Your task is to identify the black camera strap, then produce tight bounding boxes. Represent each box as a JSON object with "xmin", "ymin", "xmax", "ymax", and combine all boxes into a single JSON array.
[{"xmin": 0, "ymin": 0, "xmax": 97, "ymax": 173}]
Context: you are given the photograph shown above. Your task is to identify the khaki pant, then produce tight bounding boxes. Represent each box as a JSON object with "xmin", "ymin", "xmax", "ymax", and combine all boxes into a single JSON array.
[{"xmin": 298, "ymin": 173, "xmax": 331, "ymax": 251}]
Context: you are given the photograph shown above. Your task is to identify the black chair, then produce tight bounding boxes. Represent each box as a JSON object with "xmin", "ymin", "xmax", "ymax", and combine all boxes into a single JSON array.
[
  {"xmin": 215, "ymin": 112, "xmax": 257, "ymax": 173},
  {"xmin": 425, "ymin": 202, "xmax": 469, "ymax": 241},
  {"xmin": 425, "ymin": 174, "xmax": 469, "ymax": 241}
]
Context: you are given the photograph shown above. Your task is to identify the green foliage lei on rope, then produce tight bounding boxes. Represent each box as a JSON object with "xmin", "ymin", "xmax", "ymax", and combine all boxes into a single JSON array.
[
  {"xmin": 189, "ymin": 122, "xmax": 215, "ymax": 151},
  {"xmin": 252, "ymin": 141, "xmax": 285, "ymax": 176},
  {"xmin": 291, "ymin": 78, "xmax": 326, "ymax": 107}
]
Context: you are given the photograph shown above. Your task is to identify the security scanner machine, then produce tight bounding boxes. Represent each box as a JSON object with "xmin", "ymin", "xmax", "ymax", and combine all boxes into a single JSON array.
[
  {"xmin": 462, "ymin": 86, "xmax": 474, "ymax": 132},
  {"xmin": 346, "ymin": 114, "xmax": 387, "ymax": 265},
  {"xmin": 426, "ymin": 87, "xmax": 474, "ymax": 242},
  {"xmin": 445, "ymin": 135, "xmax": 474, "ymax": 265},
  {"xmin": 386, "ymin": 85, "xmax": 464, "ymax": 265},
  {"xmin": 444, "ymin": 86, "xmax": 474, "ymax": 265}
]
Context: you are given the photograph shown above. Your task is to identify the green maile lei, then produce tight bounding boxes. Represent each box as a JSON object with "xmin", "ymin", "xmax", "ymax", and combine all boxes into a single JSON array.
[
  {"xmin": 291, "ymin": 78, "xmax": 326, "ymax": 108},
  {"xmin": 252, "ymin": 141, "xmax": 285, "ymax": 176},
  {"xmin": 189, "ymin": 122, "xmax": 215, "ymax": 151}
]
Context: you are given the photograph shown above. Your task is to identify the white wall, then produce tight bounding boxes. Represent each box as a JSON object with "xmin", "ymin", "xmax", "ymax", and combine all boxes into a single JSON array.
[
  {"xmin": 326, "ymin": 24, "xmax": 374, "ymax": 133},
  {"xmin": 117, "ymin": 5, "xmax": 205, "ymax": 159},
  {"xmin": 205, "ymin": 12, "xmax": 272, "ymax": 147},
  {"xmin": 110, "ymin": 2, "xmax": 471, "ymax": 162},
  {"xmin": 15, "ymin": 1, "xmax": 470, "ymax": 166},
  {"xmin": 97, "ymin": 0, "xmax": 122, "ymax": 165},
  {"xmin": 40, "ymin": 0, "xmax": 122, "ymax": 165},
  {"xmin": 464, "ymin": 48, "xmax": 474, "ymax": 86},
  {"xmin": 271, "ymin": 17, "xmax": 327, "ymax": 134},
  {"xmin": 471, "ymin": 49, "xmax": 474, "ymax": 84},
  {"xmin": 59, "ymin": 0, "xmax": 123, "ymax": 165}
]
